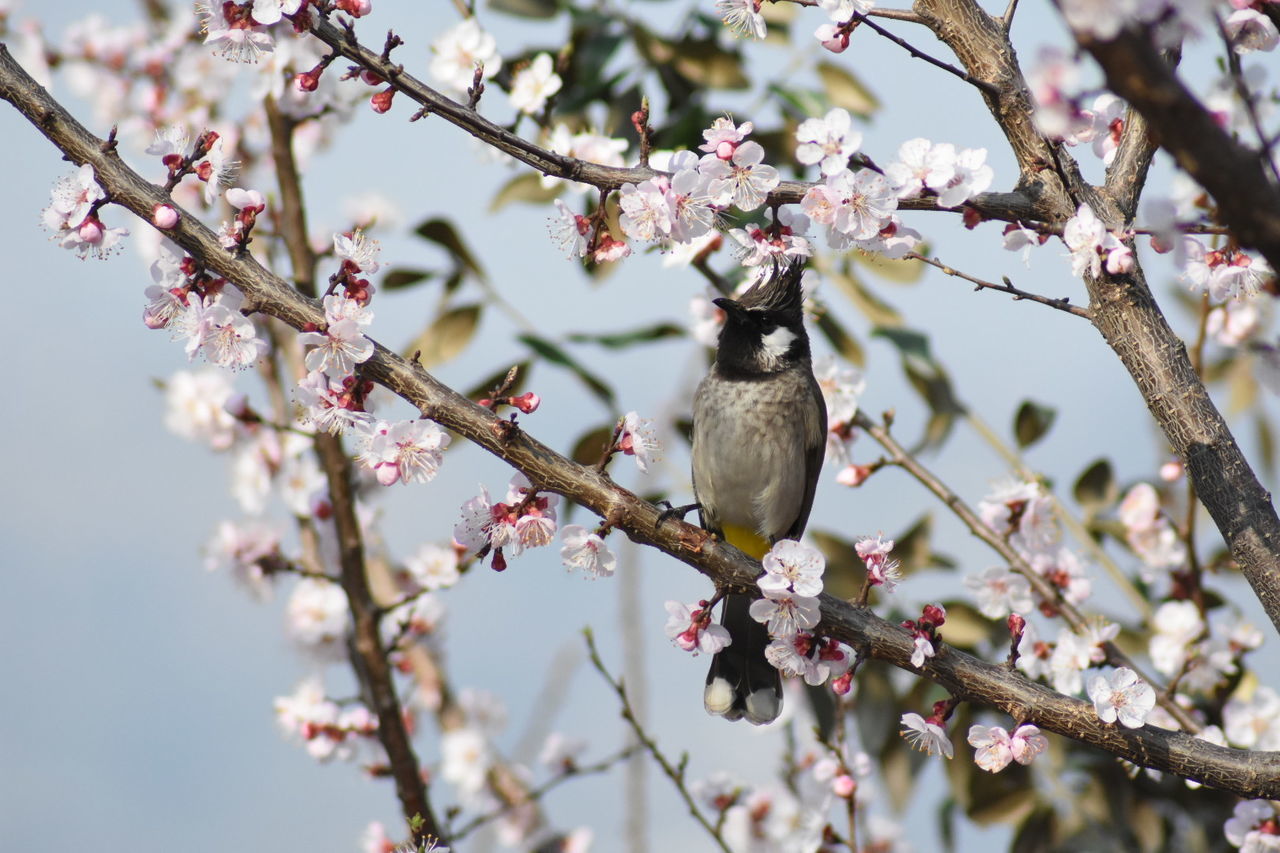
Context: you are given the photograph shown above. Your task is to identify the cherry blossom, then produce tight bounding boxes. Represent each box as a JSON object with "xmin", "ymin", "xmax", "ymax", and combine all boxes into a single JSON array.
[
  {"xmin": 509, "ymin": 52, "xmax": 562, "ymax": 114},
  {"xmin": 701, "ymin": 140, "xmax": 780, "ymax": 211},
  {"xmin": 1223, "ymin": 800, "xmax": 1280, "ymax": 851},
  {"xmin": 1223, "ymin": 687, "xmax": 1280, "ymax": 750},
  {"xmin": 559, "ymin": 525, "xmax": 617, "ymax": 578},
  {"xmin": 900, "ymin": 711, "xmax": 954, "ymax": 758},
  {"xmin": 1225, "ymin": 7, "xmax": 1279, "ymax": 54},
  {"xmin": 618, "ymin": 178, "xmax": 673, "ymax": 242},
  {"xmin": 967, "ymin": 723, "xmax": 1048, "ymax": 772},
  {"xmin": 855, "ymin": 534, "xmax": 900, "ymax": 592},
  {"xmin": 699, "ymin": 116, "xmax": 754, "ymax": 159},
  {"xmin": 716, "ymin": 0, "xmax": 766, "ymax": 39},
  {"xmin": 1002, "ymin": 222, "xmax": 1047, "ymax": 266},
  {"xmin": 750, "ymin": 588, "xmax": 822, "ymax": 638},
  {"xmin": 286, "ymin": 578, "xmax": 351, "ymax": 653},
  {"xmin": 164, "ymin": 367, "xmax": 240, "ymax": 450},
  {"xmin": 795, "ymin": 108, "xmax": 862, "ymax": 177},
  {"xmin": 441, "ymin": 727, "xmax": 492, "ymax": 798},
  {"xmin": 964, "ymin": 567, "xmax": 1033, "ymax": 619},
  {"xmin": 298, "ymin": 316, "xmax": 375, "ymax": 378},
  {"xmin": 178, "ymin": 291, "xmax": 269, "ymax": 369},
  {"xmin": 819, "ymin": 0, "xmax": 875, "ymax": 22},
  {"xmin": 1148, "ymin": 599, "xmax": 1204, "ymax": 677},
  {"xmin": 618, "ymin": 411, "xmax": 661, "ymax": 472},
  {"xmin": 334, "ymin": 229, "xmax": 381, "ymax": 274},
  {"xmin": 765, "ymin": 632, "xmax": 850, "ymax": 686},
  {"xmin": 356, "ymin": 419, "xmax": 451, "ymax": 486},
  {"xmin": 664, "ymin": 600, "xmax": 731, "ymax": 654},
  {"xmin": 203, "ymin": 518, "xmax": 281, "ymax": 600},
  {"xmin": 429, "ymin": 18, "xmax": 502, "ymax": 95},
  {"xmin": 403, "ymin": 542, "xmax": 461, "ymax": 591},
  {"xmin": 296, "ymin": 370, "xmax": 374, "ymax": 435},
  {"xmin": 1088, "ymin": 667, "xmax": 1156, "ymax": 728},
  {"xmin": 198, "ymin": 1, "xmax": 275, "ymax": 63},
  {"xmin": 548, "ymin": 199, "xmax": 593, "ymax": 258}
]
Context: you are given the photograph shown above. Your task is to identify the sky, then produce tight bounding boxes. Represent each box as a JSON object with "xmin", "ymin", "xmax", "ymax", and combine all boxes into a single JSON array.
[{"xmin": 1, "ymin": 1, "xmax": 1276, "ymax": 852}]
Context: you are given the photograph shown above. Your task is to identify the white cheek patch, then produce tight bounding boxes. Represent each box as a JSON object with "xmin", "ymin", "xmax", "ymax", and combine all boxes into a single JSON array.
[{"xmin": 759, "ymin": 326, "xmax": 796, "ymax": 369}]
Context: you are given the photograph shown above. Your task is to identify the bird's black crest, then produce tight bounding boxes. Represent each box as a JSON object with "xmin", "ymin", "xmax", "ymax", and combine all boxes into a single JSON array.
[{"xmin": 736, "ymin": 260, "xmax": 806, "ymax": 315}]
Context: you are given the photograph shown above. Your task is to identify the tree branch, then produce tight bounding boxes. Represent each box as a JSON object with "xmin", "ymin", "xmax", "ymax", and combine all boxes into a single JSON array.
[{"xmin": 3, "ymin": 30, "xmax": 1280, "ymax": 799}]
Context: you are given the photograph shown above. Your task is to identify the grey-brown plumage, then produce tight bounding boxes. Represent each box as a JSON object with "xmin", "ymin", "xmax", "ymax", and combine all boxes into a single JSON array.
[{"xmin": 692, "ymin": 260, "xmax": 827, "ymax": 724}]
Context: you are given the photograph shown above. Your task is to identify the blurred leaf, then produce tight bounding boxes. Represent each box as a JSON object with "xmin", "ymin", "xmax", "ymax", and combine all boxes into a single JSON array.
[
  {"xmin": 670, "ymin": 38, "xmax": 750, "ymax": 90},
  {"xmin": 852, "ymin": 248, "xmax": 927, "ymax": 283},
  {"xmin": 490, "ymin": 172, "xmax": 563, "ymax": 212},
  {"xmin": 463, "ymin": 360, "xmax": 530, "ymax": 402},
  {"xmin": 403, "ymin": 304, "xmax": 482, "ymax": 369},
  {"xmin": 1257, "ymin": 411, "xmax": 1276, "ymax": 473},
  {"xmin": 1226, "ymin": 354, "xmax": 1258, "ymax": 415},
  {"xmin": 566, "ymin": 322, "xmax": 684, "ymax": 348},
  {"xmin": 872, "ymin": 327, "xmax": 963, "ymax": 448},
  {"xmin": 381, "ymin": 267, "xmax": 435, "ymax": 291},
  {"xmin": 1073, "ymin": 459, "xmax": 1115, "ymax": 514},
  {"xmin": 414, "ymin": 218, "xmax": 485, "ymax": 279},
  {"xmin": 831, "ymin": 269, "xmax": 903, "ymax": 327},
  {"xmin": 1013, "ymin": 400, "xmax": 1057, "ymax": 449},
  {"xmin": 488, "ymin": 0, "xmax": 558, "ymax": 18},
  {"xmin": 893, "ymin": 513, "xmax": 956, "ymax": 574},
  {"xmin": 815, "ymin": 310, "xmax": 865, "ymax": 366},
  {"xmin": 816, "ymin": 61, "xmax": 880, "ymax": 117},
  {"xmin": 936, "ymin": 600, "xmax": 995, "ymax": 650},
  {"xmin": 767, "ymin": 83, "xmax": 827, "ymax": 122},
  {"xmin": 674, "ymin": 415, "xmax": 694, "ymax": 446},
  {"xmin": 570, "ymin": 424, "xmax": 615, "ymax": 465},
  {"xmin": 809, "ymin": 530, "xmax": 868, "ymax": 600},
  {"xmin": 853, "ymin": 662, "xmax": 899, "ymax": 756},
  {"xmin": 519, "ymin": 333, "xmax": 616, "ymax": 408}
]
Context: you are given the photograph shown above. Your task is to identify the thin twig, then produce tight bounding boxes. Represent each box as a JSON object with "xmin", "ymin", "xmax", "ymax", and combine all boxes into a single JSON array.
[
  {"xmin": 907, "ymin": 252, "xmax": 1092, "ymax": 319},
  {"xmin": 584, "ymin": 629, "xmax": 733, "ymax": 853},
  {"xmin": 853, "ymin": 410, "xmax": 1199, "ymax": 733},
  {"xmin": 451, "ymin": 744, "xmax": 643, "ymax": 839},
  {"xmin": 853, "ymin": 13, "xmax": 999, "ymax": 96}
]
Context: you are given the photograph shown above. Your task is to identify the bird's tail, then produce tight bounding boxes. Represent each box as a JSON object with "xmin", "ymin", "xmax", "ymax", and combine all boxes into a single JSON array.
[{"xmin": 703, "ymin": 593, "xmax": 783, "ymax": 725}]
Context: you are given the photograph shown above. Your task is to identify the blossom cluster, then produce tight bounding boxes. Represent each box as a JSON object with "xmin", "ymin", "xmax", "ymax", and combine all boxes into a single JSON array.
[
  {"xmin": 754, "ymin": 541, "xmax": 854, "ymax": 691},
  {"xmin": 454, "ymin": 473, "xmax": 559, "ymax": 571}
]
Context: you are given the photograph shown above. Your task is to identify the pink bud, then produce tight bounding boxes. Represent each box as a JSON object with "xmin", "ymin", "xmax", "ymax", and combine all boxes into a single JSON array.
[
  {"xmin": 143, "ymin": 308, "xmax": 168, "ymax": 329},
  {"xmin": 78, "ymin": 216, "xmax": 105, "ymax": 245},
  {"xmin": 815, "ymin": 23, "xmax": 849, "ymax": 53},
  {"xmin": 1160, "ymin": 460, "xmax": 1184, "ymax": 482},
  {"xmin": 151, "ymin": 203, "xmax": 180, "ymax": 230},
  {"xmin": 836, "ymin": 464, "xmax": 871, "ymax": 487},
  {"xmin": 510, "ymin": 392, "xmax": 541, "ymax": 414},
  {"xmin": 335, "ymin": 0, "xmax": 372, "ymax": 16},
  {"xmin": 715, "ymin": 140, "xmax": 736, "ymax": 160},
  {"xmin": 922, "ymin": 604, "xmax": 946, "ymax": 627},
  {"xmin": 832, "ymin": 774, "xmax": 856, "ymax": 798},
  {"xmin": 370, "ymin": 88, "xmax": 395, "ymax": 114},
  {"xmin": 831, "ymin": 671, "xmax": 853, "ymax": 695},
  {"xmin": 1007, "ymin": 612, "xmax": 1026, "ymax": 639},
  {"xmin": 295, "ymin": 70, "xmax": 320, "ymax": 92},
  {"xmin": 375, "ymin": 463, "xmax": 401, "ymax": 486}
]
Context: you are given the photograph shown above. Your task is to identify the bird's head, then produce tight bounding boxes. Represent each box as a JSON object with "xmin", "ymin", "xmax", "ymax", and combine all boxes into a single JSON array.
[{"xmin": 713, "ymin": 260, "xmax": 811, "ymax": 375}]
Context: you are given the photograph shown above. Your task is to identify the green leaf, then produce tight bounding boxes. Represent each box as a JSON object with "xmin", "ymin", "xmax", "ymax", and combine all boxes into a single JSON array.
[
  {"xmin": 1013, "ymin": 400, "xmax": 1057, "ymax": 449},
  {"xmin": 872, "ymin": 327, "xmax": 963, "ymax": 447},
  {"xmin": 815, "ymin": 61, "xmax": 880, "ymax": 117},
  {"xmin": 831, "ymin": 269, "xmax": 903, "ymax": 328},
  {"xmin": 413, "ymin": 218, "xmax": 485, "ymax": 280},
  {"xmin": 570, "ymin": 424, "xmax": 616, "ymax": 465},
  {"xmin": 670, "ymin": 38, "xmax": 750, "ymax": 90},
  {"xmin": 851, "ymin": 248, "xmax": 928, "ymax": 284},
  {"xmin": 893, "ymin": 513, "xmax": 956, "ymax": 574},
  {"xmin": 463, "ymin": 361, "xmax": 529, "ymax": 402},
  {"xmin": 814, "ymin": 311, "xmax": 865, "ymax": 366},
  {"xmin": 809, "ymin": 530, "xmax": 868, "ymax": 600},
  {"xmin": 381, "ymin": 267, "xmax": 435, "ymax": 291},
  {"xmin": 1072, "ymin": 458, "xmax": 1115, "ymax": 514},
  {"xmin": 768, "ymin": 83, "xmax": 827, "ymax": 122},
  {"xmin": 565, "ymin": 322, "xmax": 684, "ymax": 349},
  {"xmin": 488, "ymin": 0, "xmax": 559, "ymax": 18},
  {"xmin": 490, "ymin": 171, "xmax": 564, "ymax": 212},
  {"xmin": 518, "ymin": 333, "xmax": 616, "ymax": 409},
  {"xmin": 402, "ymin": 304, "xmax": 482, "ymax": 369}
]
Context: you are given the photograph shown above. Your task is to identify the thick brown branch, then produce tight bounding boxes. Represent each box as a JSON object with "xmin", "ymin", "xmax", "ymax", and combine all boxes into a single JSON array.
[
  {"xmin": 4, "ymin": 47, "xmax": 1280, "ymax": 797},
  {"xmin": 1077, "ymin": 26, "xmax": 1280, "ymax": 272}
]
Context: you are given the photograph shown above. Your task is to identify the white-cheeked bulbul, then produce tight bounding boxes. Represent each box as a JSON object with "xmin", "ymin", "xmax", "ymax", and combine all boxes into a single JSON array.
[{"xmin": 692, "ymin": 260, "xmax": 828, "ymax": 725}]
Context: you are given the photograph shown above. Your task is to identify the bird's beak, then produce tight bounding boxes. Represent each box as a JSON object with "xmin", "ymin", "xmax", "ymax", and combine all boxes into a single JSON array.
[{"xmin": 712, "ymin": 297, "xmax": 744, "ymax": 318}]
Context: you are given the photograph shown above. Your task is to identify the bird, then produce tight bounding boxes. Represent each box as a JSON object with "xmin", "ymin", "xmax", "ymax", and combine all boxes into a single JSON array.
[{"xmin": 691, "ymin": 259, "xmax": 828, "ymax": 725}]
